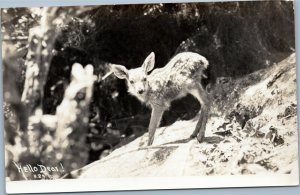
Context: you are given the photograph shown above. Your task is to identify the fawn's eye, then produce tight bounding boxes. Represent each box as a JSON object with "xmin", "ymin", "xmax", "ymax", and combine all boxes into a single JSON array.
[{"xmin": 129, "ymin": 80, "xmax": 134, "ymax": 84}]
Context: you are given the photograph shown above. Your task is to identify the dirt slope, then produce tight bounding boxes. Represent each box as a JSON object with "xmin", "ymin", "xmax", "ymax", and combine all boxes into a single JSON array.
[{"xmin": 76, "ymin": 53, "xmax": 298, "ymax": 178}]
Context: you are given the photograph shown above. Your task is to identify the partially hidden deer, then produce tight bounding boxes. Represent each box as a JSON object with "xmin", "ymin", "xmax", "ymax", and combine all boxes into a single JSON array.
[{"xmin": 111, "ymin": 52, "xmax": 210, "ymax": 146}]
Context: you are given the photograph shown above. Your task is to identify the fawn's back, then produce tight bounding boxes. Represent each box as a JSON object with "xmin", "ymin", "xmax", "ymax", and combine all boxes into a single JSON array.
[{"xmin": 145, "ymin": 52, "xmax": 209, "ymax": 108}]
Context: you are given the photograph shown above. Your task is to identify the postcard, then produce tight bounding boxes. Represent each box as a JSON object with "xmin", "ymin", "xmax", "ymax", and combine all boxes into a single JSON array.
[{"xmin": 2, "ymin": 1, "xmax": 299, "ymax": 194}]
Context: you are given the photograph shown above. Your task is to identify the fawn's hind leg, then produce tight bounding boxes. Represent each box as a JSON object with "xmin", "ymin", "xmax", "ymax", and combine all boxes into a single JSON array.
[{"xmin": 189, "ymin": 83, "xmax": 210, "ymax": 142}]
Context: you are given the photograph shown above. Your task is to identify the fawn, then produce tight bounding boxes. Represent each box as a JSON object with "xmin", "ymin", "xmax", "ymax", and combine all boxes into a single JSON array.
[{"xmin": 111, "ymin": 52, "xmax": 210, "ymax": 146}]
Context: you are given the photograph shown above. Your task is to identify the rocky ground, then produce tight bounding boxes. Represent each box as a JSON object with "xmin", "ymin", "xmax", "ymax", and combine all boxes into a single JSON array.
[{"xmin": 70, "ymin": 53, "xmax": 298, "ymax": 178}]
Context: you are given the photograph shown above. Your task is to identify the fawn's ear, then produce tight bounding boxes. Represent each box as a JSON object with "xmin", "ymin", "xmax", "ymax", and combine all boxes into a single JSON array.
[
  {"xmin": 111, "ymin": 65, "xmax": 128, "ymax": 79},
  {"xmin": 142, "ymin": 52, "xmax": 155, "ymax": 73}
]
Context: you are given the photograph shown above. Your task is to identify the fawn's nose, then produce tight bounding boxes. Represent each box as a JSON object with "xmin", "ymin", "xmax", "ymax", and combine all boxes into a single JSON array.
[{"xmin": 138, "ymin": 89, "xmax": 145, "ymax": 94}]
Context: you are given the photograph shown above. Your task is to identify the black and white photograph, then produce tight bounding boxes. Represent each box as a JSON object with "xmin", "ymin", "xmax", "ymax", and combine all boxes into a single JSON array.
[{"xmin": 1, "ymin": 0, "xmax": 299, "ymax": 194}]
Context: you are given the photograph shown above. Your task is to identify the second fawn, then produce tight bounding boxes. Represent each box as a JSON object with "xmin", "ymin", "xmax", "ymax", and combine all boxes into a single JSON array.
[{"xmin": 111, "ymin": 52, "xmax": 210, "ymax": 146}]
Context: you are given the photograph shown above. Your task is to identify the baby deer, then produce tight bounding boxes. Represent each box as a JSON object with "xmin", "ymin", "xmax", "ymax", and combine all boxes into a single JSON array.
[{"xmin": 111, "ymin": 52, "xmax": 210, "ymax": 146}]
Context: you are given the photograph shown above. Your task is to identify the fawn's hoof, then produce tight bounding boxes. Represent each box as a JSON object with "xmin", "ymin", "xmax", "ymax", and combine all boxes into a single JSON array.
[
  {"xmin": 190, "ymin": 134, "xmax": 197, "ymax": 139},
  {"xmin": 196, "ymin": 134, "xmax": 205, "ymax": 143},
  {"xmin": 147, "ymin": 139, "xmax": 154, "ymax": 146}
]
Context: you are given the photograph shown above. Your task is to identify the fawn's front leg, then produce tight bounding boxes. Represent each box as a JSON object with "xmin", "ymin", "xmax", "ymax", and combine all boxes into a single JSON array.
[{"xmin": 147, "ymin": 106, "xmax": 165, "ymax": 146}]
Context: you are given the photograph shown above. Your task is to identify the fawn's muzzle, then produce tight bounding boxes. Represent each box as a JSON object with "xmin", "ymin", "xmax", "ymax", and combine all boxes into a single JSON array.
[{"xmin": 138, "ymin": 89, "xmax": 144, "ymax": 94}]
